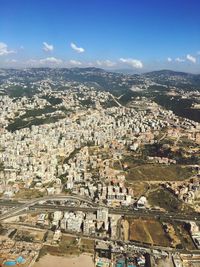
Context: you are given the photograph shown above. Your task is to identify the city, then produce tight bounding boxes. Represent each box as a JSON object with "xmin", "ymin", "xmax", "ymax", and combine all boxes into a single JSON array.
[
  {"xmin": 0, "ymin": 67, "xmax": 200, "ymax": 267},
  {"xmin": 1, "ymin": 0, "xmax": 200, "ymax": 266}
]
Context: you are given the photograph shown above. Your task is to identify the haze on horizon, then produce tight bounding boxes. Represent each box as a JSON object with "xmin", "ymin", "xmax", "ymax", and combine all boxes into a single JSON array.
[{"xmin": 0, "ymin": 0, "xmax": 200, "ymax": 73}]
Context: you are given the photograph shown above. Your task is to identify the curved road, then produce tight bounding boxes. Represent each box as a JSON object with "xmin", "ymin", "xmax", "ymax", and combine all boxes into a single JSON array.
[{"xmin": 0, "ymin": 195, "xmax": 95, "ymax": 220}]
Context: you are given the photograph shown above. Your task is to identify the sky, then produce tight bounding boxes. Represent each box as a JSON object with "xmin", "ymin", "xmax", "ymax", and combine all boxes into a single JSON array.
[{"xmin": 0, "ymin": 0, "xmax": 200, "ymax": 72}]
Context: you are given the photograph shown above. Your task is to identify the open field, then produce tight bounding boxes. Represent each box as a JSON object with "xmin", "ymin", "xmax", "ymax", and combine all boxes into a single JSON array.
[
  {"xmin": 125, "ymin": 164, "xmax": 192, "ymax": 182},
  {"xmin": 147, "ymin": 187, "xmax": 193, "ymax": 213},
  {"xmin": 127, "ymin": 181, "xmax": 150, "ymax": 197},
  {"xmin": 128, "ymin": 218, "xmax": 170, "ymax": 247},
  {"xmin": 59, "ymin": 235, "xmax": 80, "ymax": 255},
  {"xmin": 14, "ymin": 189, "xmax": 46, "ymax": 199},
  {"xmin": 37, "ymin": 235, "xmax": 94, "ymax": 260},
  {"xmin": 14, "ymin": 229, "xmax": 45, "ymax": 243},
  {"xmin": 80, "ymin": 238, "xmax": 95, "ymax": 253},
  {"xmin": 37, "ymin": 236, "xmax": 79, "ymax": 259}
]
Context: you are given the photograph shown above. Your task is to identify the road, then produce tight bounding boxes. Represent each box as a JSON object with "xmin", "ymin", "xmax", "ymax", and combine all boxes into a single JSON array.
[
  {"xmin": 2, "ymin": 197, "xmax": 200, "ymax": 257},
  {"xmin": 3, "ymin": 221, "xmax": 200, "ymax": 256},
  {"xmin": 0, "ymin": 197, "xmax": 200, "ymax": 222},
  {"xmin": 108, "ymin": 92, "xmax": 123, "ymax": 107},
  {"xmin": 0, "ymin": 195, "xmax": 95, "ymax": 220},
  {"xmin": 31, "ymin": 204, "xmax": 200, "ymax": 222}
]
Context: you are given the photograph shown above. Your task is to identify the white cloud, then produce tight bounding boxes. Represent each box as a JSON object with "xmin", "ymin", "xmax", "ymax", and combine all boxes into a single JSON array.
[
  {"xmin": 186, "ymin": 54, "xmax": 196, "ymax": 63},
  {"xmin": 39, "ymin": 57, "xmax": 62, "ymax": 64},
  {"xmin": 43, "ymin": 42, "xmax": 54, "ymax": 52},
  {"xmin": 119, "ymin": 58, "xmax": 143, "ymax": 69},
  {"xmin": 27, "ymin": 59, "xmax": 37, "ymax": 64},
  {"xmin": 167, "ymin": 57, "xmax": 172, "ymax": 62},
  {"xmin": 96, "ymin": 59, "xmax": 116, "ymax": 67},
  {"xmin": 70, "ymin": 42, "xmax": 85, "ymax": 53},
  {"xmin": 69, "ymin": 59, "xmax": 82, "ymax": 66},
  {"xmin": 0, "ymin": 42, "xmax": 15, "ymax": 56},
  {"xmin": 175, "ymin": 57, "xmax": 185, "ymax": 63},
  {"xmin": 5, "ymin": 59, "xmax": 17, "ymax": 63}
]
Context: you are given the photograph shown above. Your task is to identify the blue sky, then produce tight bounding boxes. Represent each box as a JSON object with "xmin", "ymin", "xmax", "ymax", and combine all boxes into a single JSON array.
[{"xmin": 0, "ymin": 0, "xmax": 200, "ymax": 72}]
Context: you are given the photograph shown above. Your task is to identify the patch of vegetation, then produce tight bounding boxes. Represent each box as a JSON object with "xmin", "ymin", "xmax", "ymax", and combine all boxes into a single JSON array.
[
  {"xmin": 174, "ymin": 222, "xmax": 196, "ymax": 250},
  {"xmin": 154, "ymin": 94, "xmax": 200, "ymax": 123},
  {"xmin": 142, "ymin": 143, "xmax": 172, "ymax": 158},
  {"xmin": 179, "ymin": 137, "xmax": 197, "ymax": 147},
  {"xmin": 6, "ymin": 85, "xmax": 38, "ymax": 98},
  {"xmin": 6, "ymin": 115, "xmax": 65, "ymax": 132},
  {"xmin": 63, "ymin": 148, "xmax": 82, "ymax": 164},
  {"xmin": 14, "ymin": 189, "xmax": 45, "ymax": 199},
  {"xmin": 20, "ymin": 106, "xmax": 57, "ymax": 119},
  {"xmin": 122, "ymin": 155, "xmax": 146, "ymax": 165},
  {"xmin": 0, "ymin": 162, "xmax": 4, "ymax": 171},
  {"xmin": 80, "ymin": 238, "xmax": 94, "ymax": 253},
  {"xmin": 118, "ymin": 90, "xmax": 135, "ymax": 105},
  {"xmin": 101, "ymin": 99, "xmax": 119, "ymax": 108},
  {"xmin": 126, "ymin": 164, "xmax": 193, "ymax": 182},
  {"xmin": 59, "ymin": 236, "xmax": 79, "ymax": 254},
  {"xmin": 79, "ymin": 97, "xmax": 95, "ymax": 107},
  {"xmin": 148, "ymin": 187, "xmax": 193, "ymax": 213},
  {"xmin": 42, "ymin": 95, "xmax": 63, "ymax": 105},
  {"xmin": 142, "ymin": 142, "xmax": 200, "ymax": 165},
  {"xmin": 58, "ymin": 106, "xmax": 73, "ymax": 114},
  {"xmin": 15, "ymin": 234, "xmax": 33, "ymax": 242},
  {"xmin": 37, "ymin": 236, "xmax": 83, "ymax": 259},
  {"xmin": 128, "ymin": 181, "xmax": 150, "ymax": 197}
]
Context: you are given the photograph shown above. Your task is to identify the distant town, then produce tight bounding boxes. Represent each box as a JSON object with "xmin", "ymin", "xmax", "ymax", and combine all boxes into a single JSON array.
[{"xmin": 0, "ymin": 68, "xmax": 200, "ymax": 267}]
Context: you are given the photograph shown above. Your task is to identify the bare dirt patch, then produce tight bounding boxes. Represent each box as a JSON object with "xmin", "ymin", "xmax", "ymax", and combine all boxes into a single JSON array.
[{"xmin": 129, "ymin": 219, "xmax": 170, "ymax": 247}]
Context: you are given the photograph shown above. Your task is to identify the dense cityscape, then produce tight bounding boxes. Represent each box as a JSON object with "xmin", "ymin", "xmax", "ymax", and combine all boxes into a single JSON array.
[{"xmin": 0, "ymin": 67, "xmax": 199, "ymax": 267}]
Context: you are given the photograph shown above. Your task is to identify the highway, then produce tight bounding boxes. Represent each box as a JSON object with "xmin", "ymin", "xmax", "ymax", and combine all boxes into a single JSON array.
[
  {"xmin": 2, "ymin": 197, "xmax": 200, "ymax": 256},
  {"xmin": 0, "ymin": 195, "xmax": 95, "ymax": 220},
  {"xmin": 30, "ymin": 204, "xmax": 200, "ymax": 222},
  {"xmin": 1, "ymin": 197, "xmax": 200, "ymax": 222}
]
